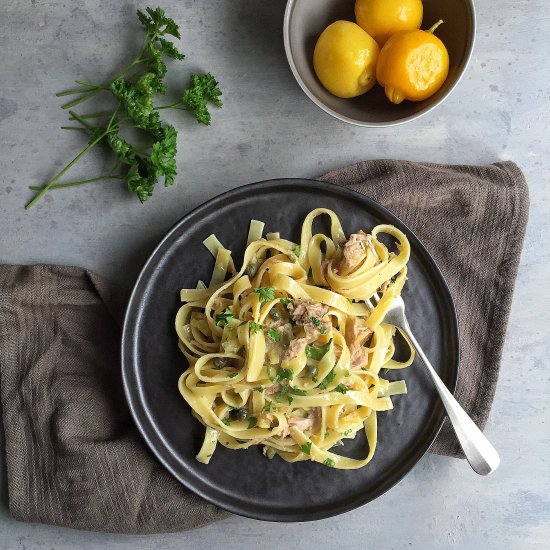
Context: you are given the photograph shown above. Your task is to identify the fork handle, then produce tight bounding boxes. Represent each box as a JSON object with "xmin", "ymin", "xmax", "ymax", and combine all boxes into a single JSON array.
[{"xmin": 402, "ymin": 324, "xmax": 500, "ymax": 475}]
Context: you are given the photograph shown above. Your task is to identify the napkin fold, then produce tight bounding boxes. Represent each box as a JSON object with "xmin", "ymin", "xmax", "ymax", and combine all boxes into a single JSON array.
[{"xmin": 0, "ymin": 160, "xmax": 528, "ymax": 533}]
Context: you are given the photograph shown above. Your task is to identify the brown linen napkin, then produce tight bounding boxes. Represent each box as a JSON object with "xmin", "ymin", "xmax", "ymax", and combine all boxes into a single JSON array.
[
  {"xmin": 0, "ymin": 160, "xmax": 528, "ymax": 533},
  {"xmin": 320, "ymin": 160, "xmax": 529, "ymax": 455}
]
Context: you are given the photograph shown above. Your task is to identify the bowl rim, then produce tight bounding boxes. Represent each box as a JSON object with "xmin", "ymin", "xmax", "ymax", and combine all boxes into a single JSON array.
[{"xmin": 283, "ymin": 0, "xmax": 477, "ymax": 128}]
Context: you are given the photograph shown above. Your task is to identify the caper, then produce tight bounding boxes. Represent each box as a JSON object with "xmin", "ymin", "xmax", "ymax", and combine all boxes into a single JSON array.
[
  {"xmin": 305, "ymin": 365, "xmax": 318, "ymax": 378},
  {"xmin": 269, "ymin": 308, "xmax": 281, "ymax": 321},
  {"xmin": 245, "ymin": 264, "xmax": 257, "ymax": 278},
  {"xmin": 213, "ymin": 356, "xmax": 230, "ymax": 369},
  {"xmin": 232, "ymin": 407, "xmax": 248, "ymax": 421}
]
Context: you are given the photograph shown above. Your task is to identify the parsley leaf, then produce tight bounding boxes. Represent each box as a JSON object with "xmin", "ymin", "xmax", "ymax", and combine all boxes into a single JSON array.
[
  {"xmin": 292, "ymin": 245, "xmax": 301, "ymax": 257},
  {"xmin": 262, "ymin": 401, "xmax": 276, "ymax": 413},
  {"xmin": 267, "ymin": 328, "xmax": 281, "ymax": 342},
  {"xmin": 253, "ymin": 385, "xmax": 264, "ymax": 393},
  {"xmin": 137, "ymin": 7, "xmax": 181, "ymax": 39},
  {"xmin": 280, "ymin": 298, "xmax": 293, "ymax": 306},
  {"xmin": 228, "ymin": 372, "xmax": 238, "ymax": 379},
  {"xmin": 274, "ymin": 388, "xmax": 293, "ymax": 405},
  {"xmin": 182, "ymin": 73, "xmax": 222, "ymax": 125},
  {"xmin": 319, "ymin": 368, "xmax": 337, "ymax": 390},
  {"xmin": 253, "ymin": 287, "xmax": 275, "ymax": 303},
  {"xmin": 158, "ymin": 37, "xmax": 185, "ymax": 60},
  {"xmin": 273, "ymin": 366, "xmax": 293, "ymax": 383},
  {"xmin": 247, "ymin": 416, "xmax": 257, "ymax": 429},
  {"xmin": 323, "ymin": 458, "xmax": 335, "ymax": 468},
  {"xmin": 222, "ymin": 419, "xmax": 230, "ymax": 426},
  {"xmin": 215, "ymin": 309, "xmax": 234, "ymax": 326},
  {"xmin": 249, "ymin": 322, "xmax": 263, "ymax": 335},
  {"xmin": 334, "ymin": 383, "xmax": 348, "ymax": 394},
  {"xmin": 273, "ymin": 384, "xmax": 305, "ymax": 405},
  {"xmin": 309, "ymin": 316, "xmax": 328, "ymax": 334},
  {"xmin": 342, "ymin": 429, "xmax": 353, "ymax": 436},
  {"xmin": 300, "ymin": 442, "xmax": 312, "ymax": 455},
  {"xmin": 305, "ymin": 338, "xmax": 333, "ymax": 361}
]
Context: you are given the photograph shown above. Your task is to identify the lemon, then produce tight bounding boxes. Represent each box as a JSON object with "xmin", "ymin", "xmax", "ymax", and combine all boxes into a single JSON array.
[
  {"xmin": 376, "ymin": 21, "xmax": 449, "ymax": 104},
  {"xmin": 355, "ymin": 0, "xmax": 423, "ymax": 46},
  {"xmin": 313, "ymin": 20, "xmax": 379, "ymax": 99}
]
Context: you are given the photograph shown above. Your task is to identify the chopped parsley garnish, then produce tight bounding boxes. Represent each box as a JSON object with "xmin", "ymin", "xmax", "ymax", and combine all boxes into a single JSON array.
[
  {"xmin": 323, "ymin": 458, "xmax": 335, "ymax": 468},
  {"xmin": 273, "ymin": 366, "xmax": 294, "ymax": 383},
  {"xmin": 334, "ymin": 383, "xmax": 348, "ymax": 394},
  {"xmin": 343, "ymin": 369, "xmax": 350, "ymax": 377},
  {"xmin": 253, "ymin": 287, "xmax": 275, "ymax": 303},
  {"xmin": 253, "ymin": 385, "xmax": 264, "ymax": 393},
  {"xmin": 274, "ymin": 389, "xmax": 293, "ymax": 405},
  {"xmin": 292, "ymin": 245, "xmax": 301, "ymax": 257},
  {"xmin": 222, "ymin": 419, "xmax": 231, "ymax": 426},
  {"xmin": 390, "ymin": 274, "xmax": 398, "ymax": 284},
  {"xmin": 309, "ymin": 316, "xmax": 328, "ymax": 334},
  {"xmin": 261, "ymin": 401, "xmax": 276, "ymax": 413},
  {"xmin": 273, "ymin": 385, "xmax": 306, "ymax": 405},
  {"xmin": 305, "ymin": 338, "xmax": 332, "ymax": 361},
  {"xmin": 247, "ymin": 416, "xmax": 257, "ymax": 429},
  {"xmin": 342, "ymin": 429, "xmax": 353, "ymax": 436},
  {"xmin": 319, "ymin": 368, "xmax": 336, "ymax": 390},
  {"xmin": 228, "ymin": 372, "xmax": 238, "ymax": 379},
  {"xmin": 267, "ymin": 328, "xmax": 281, "ymax": 342},
  {"xmin": 249, "ymin": 322, "xmax": 263, "ymax": 335},
  {"xmin": 215, "ymin": 308, "xmax": 234, "ymax": 326},
  {"xmin": 280, "ymin": 298, "xmax": 292, "ymax": 306},
  {"xmin": 300, "ymin": 442, "xmax": 312, "ymax": 455}
]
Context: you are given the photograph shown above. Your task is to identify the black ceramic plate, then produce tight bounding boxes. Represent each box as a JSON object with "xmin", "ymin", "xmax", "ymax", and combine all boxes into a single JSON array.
[{"xmin": 122, "ymin": 179, "xmax": 459, "ymax": 522}]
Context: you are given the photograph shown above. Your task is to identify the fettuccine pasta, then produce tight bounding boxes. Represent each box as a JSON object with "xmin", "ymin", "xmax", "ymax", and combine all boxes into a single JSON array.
[{"xmin": 176, "ymin": 208, "xmax": 414, "ymax": 469}]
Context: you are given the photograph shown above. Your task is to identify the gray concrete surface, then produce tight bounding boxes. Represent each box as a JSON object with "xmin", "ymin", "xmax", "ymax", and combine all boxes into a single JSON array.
[{"xmin": 1, "ymin": 0, "xmax": 549, "ymax": 548}]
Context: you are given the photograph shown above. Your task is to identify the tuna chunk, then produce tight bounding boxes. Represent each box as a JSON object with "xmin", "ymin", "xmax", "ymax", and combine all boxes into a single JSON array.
[
  {"xmin": 349, "ymin": 343, "xmax": 370, "ymax": 370},
  {"xmin": 345, "ymin": 317, "xmax": 373, "ymax": 348},
  {"xmin": 265, "ymin": 383, "xmax": 282, "ymax": 395},
  {"xmin": 287, "ymin": 300, "xmax": 331, "ymax": 341},
  {"xmin": 281, "ymin": 408, "xmax": 320, "ymax": 437},
  {"xmin": 281, "ymin": 337, "xmax": 307, "ymax": 362},
  {"xmin": 339, "ymin": 231, "xmax": 375, "ymax": 275}
]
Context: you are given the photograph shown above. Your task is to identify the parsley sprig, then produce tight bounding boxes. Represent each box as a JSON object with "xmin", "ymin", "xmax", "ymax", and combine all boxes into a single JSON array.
[
  {"xmin": 305, "ymin": 338, "xmax": 333, "ymax": 361},
  {"xmin": 267, "ymin": 328, "xmax": 281, "ymax": 342},
  {"xmin": 253, "ymin": 287, "xmax": 276, "ymax": 303},
  {"xmin": 309, "ymin": 316, "xmax": 328, "ymax": 334},
  {"xmin": 215, "ymin": 309, "xmax": 234, "ymax": 326},
  {"xmin": 27, "ymin": 6, "xmax": 222, "ymax": 208}
]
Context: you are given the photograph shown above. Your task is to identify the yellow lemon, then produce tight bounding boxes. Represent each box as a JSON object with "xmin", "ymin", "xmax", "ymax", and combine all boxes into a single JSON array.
[
  {"xmin": 376, "ymin": 21, "xmax": 449, "ymax": 104},
  {"xmin": 313, "ymin": 20, "xmax": 379, "ymax": 98},
  {"xmin": 355, "ymin": 0, "xmax": 423, "ymax": 46}
]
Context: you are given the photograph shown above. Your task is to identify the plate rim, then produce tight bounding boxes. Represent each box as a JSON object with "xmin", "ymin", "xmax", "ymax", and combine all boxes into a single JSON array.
[{"xmin": 121, "ymin": 178, "xmax": 460, "ymax": 522}]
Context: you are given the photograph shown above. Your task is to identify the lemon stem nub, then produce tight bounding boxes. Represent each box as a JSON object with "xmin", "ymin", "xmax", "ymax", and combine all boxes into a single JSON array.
[{"xmin": 428, "ymin": 19, "xmax": 444, "ymax": 34}]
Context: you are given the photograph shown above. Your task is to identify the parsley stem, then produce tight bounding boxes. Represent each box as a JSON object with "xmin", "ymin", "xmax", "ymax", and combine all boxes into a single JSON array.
[
  {"xmin": 155, "ymin": 101, "xmax": 182, "ymax": 110},
  {"xmin": 25, "ymin": 129, "xmax": 112, "ymax": 209},
  {"xmin": 60, "ymin": 57, "xmax": 150, "ymax": 109},
  {"xmin": 74, "ymin": 79, "xmax": 100, "ymax": 87},
  {"xmin": 29, "ymin": 174, "xmax": 125, "ymax": 191},
  {"xmin": 60, "ymin": 126, "xmax": 89, "ymax": 132},
  {"xmin": 68, "ymin": 110, "xmax": 114, "ymax": 121},
  {"xmin": 56, "ymin": 86, "xmax": 98, "ymax": 97},
  {"xmin": 68, "ymin": 110, "xmax": 96, "ymax": 130},
  {"xmin": 61, "ymin": 90, "xmax": 103, "ymax": 109}
]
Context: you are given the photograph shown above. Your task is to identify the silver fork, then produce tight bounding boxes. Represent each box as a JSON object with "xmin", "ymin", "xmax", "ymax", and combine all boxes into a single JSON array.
[{"xmin": 367, "ymin": 293, "xmax": 500, "ymax": 475}]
